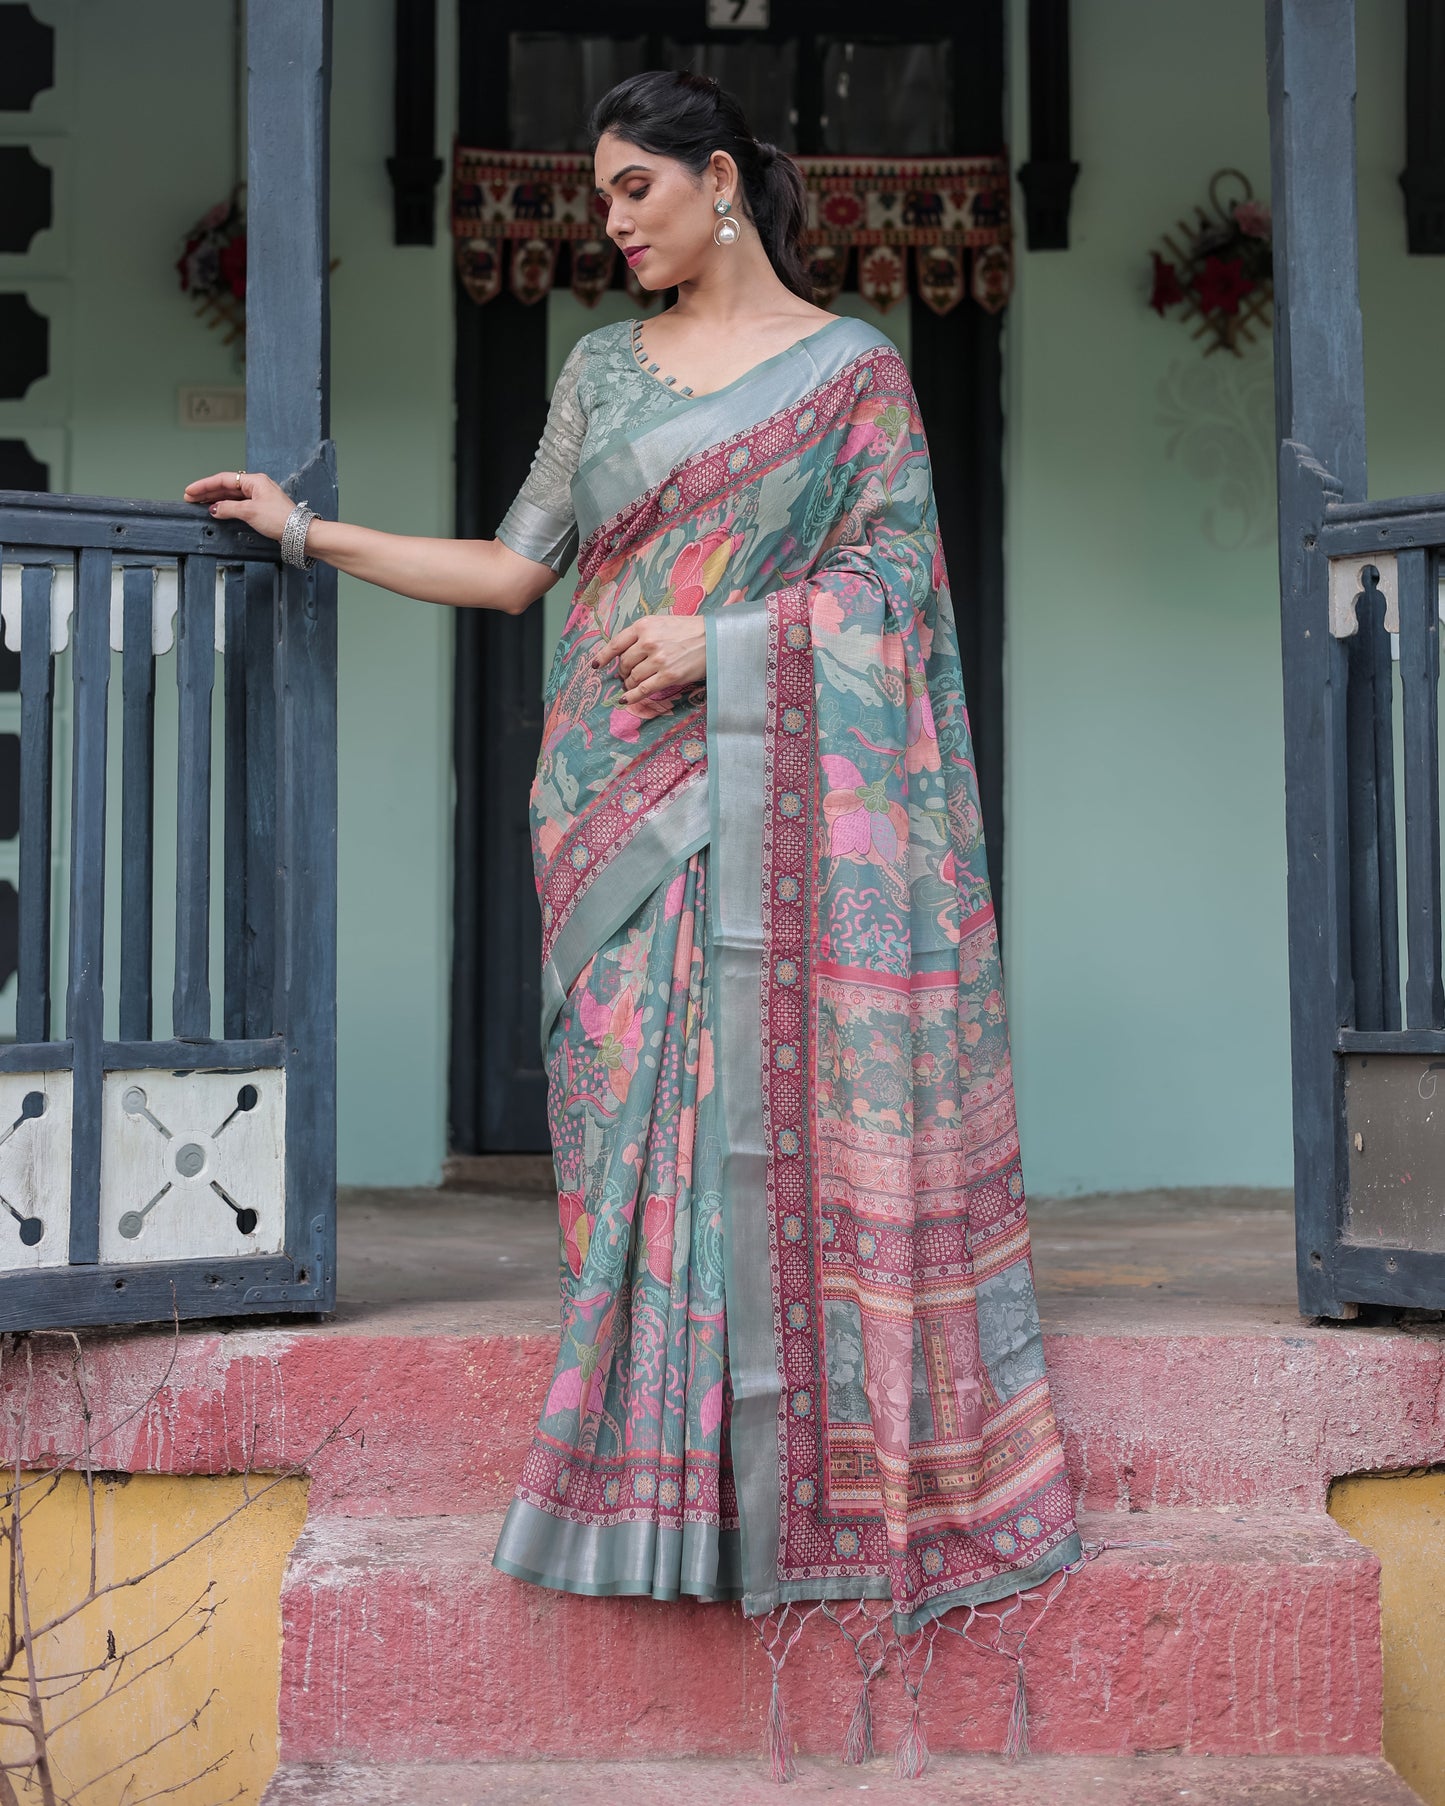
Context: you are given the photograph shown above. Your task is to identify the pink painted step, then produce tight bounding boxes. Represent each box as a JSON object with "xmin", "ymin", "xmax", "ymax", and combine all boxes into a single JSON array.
[
  {"xmin": 4, "ymin": 1323, "xmax": 1442, "ymax": 1516},
  {"xmin": 261, "ymin": 1755, "xmax": 1424, "ymax": 1806},
  {"xmin": 278, "ymin": 1508, "xmax": 1383, "ymax": 1766}
]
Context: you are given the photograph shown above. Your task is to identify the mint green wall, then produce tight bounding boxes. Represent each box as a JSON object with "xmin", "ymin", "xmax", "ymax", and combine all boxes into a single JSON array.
[
  {"xmin": 3, "ymin": 0, "xmax": 456, "ymax": 1185},
  {"xmin": 1003, "ymin": 0, "xmax": 1445, "ymax": 1194}
]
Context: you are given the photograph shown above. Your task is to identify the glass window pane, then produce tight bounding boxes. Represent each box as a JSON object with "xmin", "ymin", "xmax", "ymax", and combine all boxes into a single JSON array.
[
  {"xmin": 508, "ymin": 35, "xmax": 648, "ymax": 151},
  {"xmin": 661, "ymin": 41, "xmax": 799, "ymax": 150},
  {"xmin": 818, "ymin": 42, "xmax": 953, "ymax": 156}
]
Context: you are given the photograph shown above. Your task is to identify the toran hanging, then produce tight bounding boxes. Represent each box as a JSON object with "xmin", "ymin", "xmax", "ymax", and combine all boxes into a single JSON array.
[{"xmin": 450, "ymin": 144, "xmax": 1013, "ymax": 317}]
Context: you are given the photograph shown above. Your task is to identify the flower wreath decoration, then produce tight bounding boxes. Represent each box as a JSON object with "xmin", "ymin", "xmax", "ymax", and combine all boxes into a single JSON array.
[
  {"xmin": 1148, "ymin": 168, "xmax": 1273, "ymax": 357},
  {"xmin": 175, "ymin": 183, "xmax": 342, "ymax": 359},
  {"xmin": 176, "ymin": 183, "xmax": 248, "ymax": 349}
]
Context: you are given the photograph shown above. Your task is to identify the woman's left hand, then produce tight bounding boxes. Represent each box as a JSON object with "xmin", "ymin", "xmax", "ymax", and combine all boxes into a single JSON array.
[
  {"xmin": 593, "ymin": 615, "xmax": 706, "ymax": 707},
  {"xmin": 181, "ymin": 469, "xmax": 296, "ymax": 545}
]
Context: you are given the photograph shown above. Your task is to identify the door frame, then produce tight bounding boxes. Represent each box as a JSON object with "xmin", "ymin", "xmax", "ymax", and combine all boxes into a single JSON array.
[{"xmin": 449, "ymin": 1, "xmax": 1008, "ymax": 1154}]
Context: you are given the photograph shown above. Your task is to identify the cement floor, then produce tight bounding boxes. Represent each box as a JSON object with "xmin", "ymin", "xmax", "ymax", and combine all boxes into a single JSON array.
[{"xmin": 324, "ymin": 1182, "xmax": 1339, "ymax": 1340}]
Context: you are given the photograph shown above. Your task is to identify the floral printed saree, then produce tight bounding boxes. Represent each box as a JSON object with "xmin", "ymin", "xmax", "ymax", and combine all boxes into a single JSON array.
[{"xmin": 490, "ymin": 314, "xmax": 1081, "ymax": 1634}]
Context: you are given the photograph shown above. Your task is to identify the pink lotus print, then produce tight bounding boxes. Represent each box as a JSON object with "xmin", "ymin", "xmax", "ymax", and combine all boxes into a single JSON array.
[
  {"xmin": 667, "ymin": 525, "xmax": 743, "ymax": 615},
  {"xmin": 642, "ymin": 1191, "xmax": 674, "ymax": 1285},
  {"xmin": 821, "ymin": 754, "xmax": 909, "ymax": 866},
  {"xmin": 577, "ymin": 983, "xmax": 643, "ymax": 1102},
  {"xmin": 559, "ymin": 1188, "xmax": 592, "ymax": 1277},
  {"xmin": 905, "ymin": 674, "xmax": 939, "ymax": 773}
]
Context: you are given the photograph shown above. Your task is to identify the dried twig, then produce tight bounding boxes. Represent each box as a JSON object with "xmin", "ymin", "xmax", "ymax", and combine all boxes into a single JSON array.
[{"xmin": 0, "ymin": 1322, "xmax": 349, "ymax": 1806}]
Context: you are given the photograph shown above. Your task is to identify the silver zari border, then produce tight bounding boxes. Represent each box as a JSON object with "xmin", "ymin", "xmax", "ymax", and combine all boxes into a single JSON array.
[
  {"xmin": 704, "ymin": 597, "xmax": 782, "ymax": 1613},
  {"xmin": 496, "ymin": 494, "xmax": 580, "ymax": 573},
  {"xmin": 492, "ymin": 1496, "xmax": 743, "ymax": 1603}
]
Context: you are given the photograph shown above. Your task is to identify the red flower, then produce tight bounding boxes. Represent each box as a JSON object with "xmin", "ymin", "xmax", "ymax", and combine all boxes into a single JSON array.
[
  {"xmin": 1192, "ymin": 254, "xmax": 1252, "ymax": 317},
  {"xmin": 1149, "ymin": 253, "xmax": 1184, "ymax": 315},
  {"xmin": 218, "ymin": 234, "xmax": 247, "ymax": 300}
]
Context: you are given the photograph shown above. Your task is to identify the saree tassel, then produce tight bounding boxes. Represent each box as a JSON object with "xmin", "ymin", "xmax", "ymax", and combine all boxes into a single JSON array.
[
  {"xmin": 825, "ymin": 1597, "xmax": 889, "ymax": 1767},
  {"xmin": 894, "ymin": 1697, "xmax": 929, "ymax": 1780},
  {"xmin": 767, "ymin": 1672, "xmax": 795, "ymax": 1784},
  {"xmin": 757, "ymin": 1604, "xmax": 820, "ymax": 1784},
  {"xmin": 842, "ymin": 1670, "xmax": 874, "ymax": 1765},
  {"xmin": 1003, "ymin": 1656, "xmax": 1029, "ymax": 1761},
  {"xmin": 892, "ymin": 1625, "xmax": 936, "ymax": 1780}
]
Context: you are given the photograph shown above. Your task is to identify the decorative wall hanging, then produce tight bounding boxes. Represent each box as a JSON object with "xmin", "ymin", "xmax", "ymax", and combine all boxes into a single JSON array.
[
  {"xmin": 1147, "ymin": 168, "xmax": 1273, "ymax": 357},
  {"xmin": 175, "ymin": 184, "xmax": 341, "ymax": 357},
  {"xmin": 451, "ymin": 144, "xmax": 1014, "ymax": 316},
  {"xmin": 176, "ymin": 184, "xmax": 249, "ymax": 348}
]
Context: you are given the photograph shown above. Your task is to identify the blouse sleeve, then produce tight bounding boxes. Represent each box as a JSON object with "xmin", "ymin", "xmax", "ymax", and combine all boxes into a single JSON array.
[{"xmin": 494, "ymin": 337, "xmax": 587, "ymax": 573}]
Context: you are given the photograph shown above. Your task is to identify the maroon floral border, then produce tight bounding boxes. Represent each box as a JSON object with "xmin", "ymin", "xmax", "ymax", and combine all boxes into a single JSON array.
[
  {"xmin": 539, "ymin": 712, "xmax": 707, "ymax": 966},
  {"xmin": 758, "ymin": 554, "xmax": 1077, "ymax": 1612}
]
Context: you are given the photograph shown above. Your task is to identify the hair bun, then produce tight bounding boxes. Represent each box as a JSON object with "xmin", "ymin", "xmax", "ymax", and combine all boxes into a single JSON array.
[{"xmin": 754, "ymin": 138, "xmax": 780, "ymax": 169}]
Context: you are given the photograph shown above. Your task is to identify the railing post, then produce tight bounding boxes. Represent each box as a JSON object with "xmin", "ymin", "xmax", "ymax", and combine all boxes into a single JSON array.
[
  {"xmin": 1397, "ymin": 546, "xmax": 1445, "ymax": 1029},
  {"xmin": 119, "ymin": 565, "xmax": 157, "ymax": 1043},
  {"xmin": 17, "ymin": 564, "xmax": 55, "ymax": 1046},
  {"xmin": 66, "ymin": 547, "xmax": 111, "ymax": 1266},
  {"xmin": 1267, "ymin": 0, "xmax": 1369, "ymax": 1318},
  {"xmin": 246, "ymin": 0, "xmax": 337, "ymax": 1306}
]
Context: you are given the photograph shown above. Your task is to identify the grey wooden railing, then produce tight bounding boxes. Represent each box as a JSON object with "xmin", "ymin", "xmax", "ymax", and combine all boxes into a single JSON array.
[
  {"xmin": 1271, "ymin": 0, "xmax": 1445, "ymax": 1316},
  {"xmin": 0, "ymin": 0, "xmax": 337, "ymax": 1330},
  {"xmin": 0, "ymin": 489, "xmax": 336, "ymax": 1328}
]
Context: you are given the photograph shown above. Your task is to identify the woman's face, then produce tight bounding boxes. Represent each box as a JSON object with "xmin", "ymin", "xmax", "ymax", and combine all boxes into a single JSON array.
[{"xmin": 593, "ymin": 131, "xmax": 727, "ymax": 291}]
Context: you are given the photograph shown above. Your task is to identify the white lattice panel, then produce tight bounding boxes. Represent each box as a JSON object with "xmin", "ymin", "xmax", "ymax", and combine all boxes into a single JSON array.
[
  {"xmin": 0, "ymin": 1072, "xmax": 73, "ymax": 1272},
  {"xmin": 99, "ymin": 1068, "xmax": 286, "ymax": 1264}
]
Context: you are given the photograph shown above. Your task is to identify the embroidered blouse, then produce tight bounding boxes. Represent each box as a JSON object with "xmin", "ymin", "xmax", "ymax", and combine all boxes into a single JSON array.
[{"xmin": 494, "ymin": 321, "xmax": 681, "ymax": 574}]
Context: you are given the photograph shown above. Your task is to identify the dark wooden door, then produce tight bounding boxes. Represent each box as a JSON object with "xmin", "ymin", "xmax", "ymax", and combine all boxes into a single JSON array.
[{"xmin": 450, "ymin": 1, "xmax": 1007, "ymax": 1154}]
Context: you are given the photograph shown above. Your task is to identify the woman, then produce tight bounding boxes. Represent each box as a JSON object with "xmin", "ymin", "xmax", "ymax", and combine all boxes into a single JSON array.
[{"xmin": 187, "ymin": 65, "xmax": 1080, "ymax": 1744}]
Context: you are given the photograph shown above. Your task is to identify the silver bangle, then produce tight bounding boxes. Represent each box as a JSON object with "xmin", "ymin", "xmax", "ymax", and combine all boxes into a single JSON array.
[{"xmin": 281, "ymin": 501, "xmax": 317, "ymax": 571}]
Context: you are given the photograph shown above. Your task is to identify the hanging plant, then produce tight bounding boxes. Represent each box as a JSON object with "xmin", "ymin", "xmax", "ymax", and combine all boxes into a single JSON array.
[
  {"xmin": 176, "ymin": 183, "xmax": 248, "ymax": 349},
  {"xmin": 1148, "ymin": 169, "xmax": 1273, "ymax": 357}
]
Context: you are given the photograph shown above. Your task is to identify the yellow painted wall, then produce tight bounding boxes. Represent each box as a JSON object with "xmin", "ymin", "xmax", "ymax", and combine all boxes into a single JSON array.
[
  {"xmin": 1330, "ymin": 1471, "xmax": 1445, "ymax": 1806},
  {"xmin": 0, "ymin": 1473, "xmax": 308, "ymax": 1805}
]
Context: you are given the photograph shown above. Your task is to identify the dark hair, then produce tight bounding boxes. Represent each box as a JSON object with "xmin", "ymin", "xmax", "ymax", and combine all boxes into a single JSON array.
[{"xmin": 589, "ymin": 70, "xmax": 812, "ymax": 302}]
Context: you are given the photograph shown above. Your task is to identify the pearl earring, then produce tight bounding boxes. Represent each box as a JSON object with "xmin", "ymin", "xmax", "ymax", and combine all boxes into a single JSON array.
[{"xmin": 712, "ymin": 197, "xmax": 740, "ymax": 247}]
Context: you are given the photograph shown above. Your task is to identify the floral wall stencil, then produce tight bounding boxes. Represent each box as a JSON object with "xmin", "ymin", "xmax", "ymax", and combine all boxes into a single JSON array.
[{"xmin": 1155, "ymin": 353, "xmax": 1277, "ymax": 552}]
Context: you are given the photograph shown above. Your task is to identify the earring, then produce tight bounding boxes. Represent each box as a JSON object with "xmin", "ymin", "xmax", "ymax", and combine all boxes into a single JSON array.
[{"xmin": 712, "ymin": 198, "xmax": 740, "ymax": 247}]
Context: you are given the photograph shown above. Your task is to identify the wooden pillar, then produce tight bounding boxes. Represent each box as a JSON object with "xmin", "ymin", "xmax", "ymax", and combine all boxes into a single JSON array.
[
  {"xmin": 246, "ymin": 0, "xmax": 338, "ymax": 1306},
  {"xmin": 1267, "ymin": 0, "xmax": 1367, "ymax": 1319},
  {"xmin": 1268, "ymin": 0, "xmax": 1367, "ymax": 498}
]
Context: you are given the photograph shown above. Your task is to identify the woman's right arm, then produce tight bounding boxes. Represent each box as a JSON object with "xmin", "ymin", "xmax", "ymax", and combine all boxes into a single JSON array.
[
  {"xmin": 181, "ymin": 469, "xmax": 556, "ymax": 617},
  {"xmin": 187, "ymin": 338, "xmax": 589, "ymax": 617},
  {"xmin": 301, "ymin": 517, "xmax": 556, "ymax": 615}
]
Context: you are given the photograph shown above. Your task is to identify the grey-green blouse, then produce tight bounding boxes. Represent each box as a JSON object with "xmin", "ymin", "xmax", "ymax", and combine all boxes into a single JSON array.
[{"xmin": 494, "ymin": 320, "xmax": 685, "ymax": 576}]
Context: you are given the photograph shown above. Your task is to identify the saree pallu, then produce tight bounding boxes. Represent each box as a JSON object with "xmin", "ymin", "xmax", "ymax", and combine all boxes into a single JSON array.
[{"xmin": 492, "ymin": 317, "xmax": 1082, "ymax": 1632}]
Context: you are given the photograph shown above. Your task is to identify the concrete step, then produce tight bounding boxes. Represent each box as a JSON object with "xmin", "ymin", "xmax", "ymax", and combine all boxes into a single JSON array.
[
  {"xmin": 261, "ymin": 1754, "xmax": 1424, "ymax": 1805},
  {"xmin": 7, "ymin": 1317, "xmax": 1442, "ymax": 1517},
  {"xmin": 278, "ymin": 1507, "xmax": 1383, "ymax": 1766}
]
